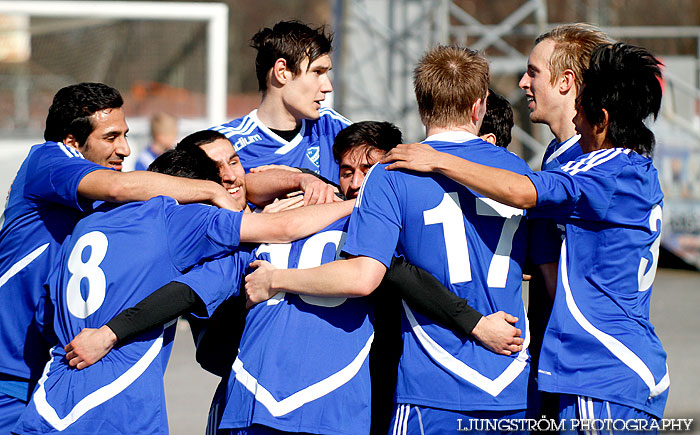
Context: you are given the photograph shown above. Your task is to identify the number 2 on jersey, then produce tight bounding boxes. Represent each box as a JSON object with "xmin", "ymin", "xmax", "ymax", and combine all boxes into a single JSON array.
[{"xmin": 423, "ymin": 192, "xmax": 523, "ymax": 287}]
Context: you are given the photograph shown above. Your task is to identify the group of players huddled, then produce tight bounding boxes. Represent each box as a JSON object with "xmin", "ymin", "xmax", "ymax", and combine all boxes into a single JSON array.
[{"xmin": 0, "ymin": 18, "xmax": 669, "ymax": 435}]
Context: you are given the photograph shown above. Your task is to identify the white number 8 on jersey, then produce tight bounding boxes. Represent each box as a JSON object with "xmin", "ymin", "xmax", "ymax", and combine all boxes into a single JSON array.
[{"xmin": 66, "ymin": 231, "xmax": 109, "ymax": 319}]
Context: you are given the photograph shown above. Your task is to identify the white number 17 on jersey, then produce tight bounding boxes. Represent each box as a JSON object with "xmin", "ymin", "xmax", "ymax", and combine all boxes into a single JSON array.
[{"xmin": 424, "ymin": 192, "xmax": 523, "ymax": 287}]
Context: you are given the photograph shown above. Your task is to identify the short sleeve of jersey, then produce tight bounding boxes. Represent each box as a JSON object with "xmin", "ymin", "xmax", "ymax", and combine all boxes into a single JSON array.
[
  {"xmin": 25, "ymin": 143, "xmax": 105, "ymax": 210},
  {"xmin": 342, "ymin": 164, "xmax": 402, "ymax": 268},
  {"xmin": 174, "ymin": 247, "xmax": 255, "ymax": 317},
  {"xmin": 163, "ymin": 201, "xmax": 244, "ymax": 270},
  {"xmin": 527, "ymin": 162, "xmax": 618, "ymax": 222}
]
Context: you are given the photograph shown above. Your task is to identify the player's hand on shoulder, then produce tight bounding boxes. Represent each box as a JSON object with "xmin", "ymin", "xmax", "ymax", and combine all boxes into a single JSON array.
[
  {"xmin": 245, "ymin": 260, "xmax": 279, "ymax": 308},
  {"xmin": 261, "ymin": 194, "xmax": 305, "ymax": 213},
  {"xmin": 381, "ymin": 142, "xmax": 442, "ymax": 173},
  {"xmin": 64, "ymin": 325, "xmax": 118, "ymax": 370},
  {"xmin": 471, "ymin": 311, "xmax": 523, "ymax": 356}
]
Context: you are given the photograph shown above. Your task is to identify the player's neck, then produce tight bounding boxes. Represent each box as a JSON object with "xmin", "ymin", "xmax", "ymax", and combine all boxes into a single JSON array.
[
  {"xmin": 548, "ymin": 103, "xmax": 578, "ymax": 144},
  {"xmin": 425, "ymin": 124, "xmax": 479, "ymax": 138},
  {"xmin": 257, "ymin": 95, "xmax": 301, "ymax": 131}
]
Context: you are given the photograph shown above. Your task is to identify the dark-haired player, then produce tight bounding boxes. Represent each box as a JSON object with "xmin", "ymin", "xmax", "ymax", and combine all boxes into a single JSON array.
[
  {"xmin": 0, "ymin": 83, "xmax": 237, "ymax": 433},
  {"xmin": 478, "ymin": 89, "xmax": 513, "ymax": 148},
  {"xmin": 210, "ymin": 20, "xmax": 350, "ymax": 185},
  {"xmin": 12, "ymin": 141, "xmax": 354, "ymax": 434},
  {"xmin": 381, "ymin": 42, "xmax": 669, "ymax": 431}
]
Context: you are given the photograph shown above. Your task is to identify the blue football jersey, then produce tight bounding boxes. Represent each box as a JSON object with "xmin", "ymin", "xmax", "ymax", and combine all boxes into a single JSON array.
[
  {"xmin": 174, "ymin": 246, "xmax": 256, "ymax": 318},
  {"xmin": 0, "ymin": 142, "xmax": 103, "ymax": 387},
  {"xmin": 541, "ymin": 134, "xmax": 582, "ymax": 171},
  {"xmin": 529, "ymin": 134, "xmax": 583, "ymax": 265},
  {"xmin": 210, "ymin": 108, "xmax": 351, "ymax": 184},
  {"xmin": 527, "ymin": 148, "xmax": 669, "ymax": 418},
  {"xmin": 214, "ymin": 217, "xmax": 374, "ymax": 435},
  {"xmin": 343, "ymin": 131, "xmax": 532, "ymax": 412},
  {"xmin": 14, "ymin": 197, "xmax": 244, "ymax": 434}
]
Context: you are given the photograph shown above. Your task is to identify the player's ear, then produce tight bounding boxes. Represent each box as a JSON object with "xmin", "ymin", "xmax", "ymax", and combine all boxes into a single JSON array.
[
  {"xmin": 480, "ymin": 133, "xmax": 497, "ymax": 145},
  {"xmin": 560, "ymin": 69, "xmax": 576, "ymax": 94},
  {"xmin": 470, "ymin": 97, "xmax": 484, "ymax": 124},
  {"xmin": 272, "ymin": 58, "xmax": 291, "ymax": 86},
  {"xmin": 596, "ymin": 108, "xmax": 610, "ymax": 136},
  {"xmin": 63, "ymin": 134, "xmax": 80, "ymax": 150}
]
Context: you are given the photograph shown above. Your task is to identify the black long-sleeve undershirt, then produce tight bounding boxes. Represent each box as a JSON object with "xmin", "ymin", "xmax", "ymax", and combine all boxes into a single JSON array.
[{"xmin": 106, "ymin": 258, "xmax": 483, "ymax": 347}]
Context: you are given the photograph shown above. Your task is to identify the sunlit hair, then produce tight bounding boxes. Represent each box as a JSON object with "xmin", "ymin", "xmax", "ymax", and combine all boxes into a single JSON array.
[
  {"xmin": 536, "ymin": 23, "xmax": 613, "ymax": 91},
  {"xmin": 413, "ymin": 46, "xmax": 489, "ymax": 129},
  {"xmin": 579, "ymin": 42, "xmax": 662, "ymax": 156},
  {"xmin": 251, "ymin": 20, "xmax": 333, "ymax": 92}
]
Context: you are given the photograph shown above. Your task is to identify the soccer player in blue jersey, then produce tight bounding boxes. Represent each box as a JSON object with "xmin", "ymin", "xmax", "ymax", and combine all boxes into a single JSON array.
[
  {"xmin": 12, "ymin": 144, "xmax": 354, "ymax": 434},
  {"xmin": 519, "ymin": 24, "xmax": 612, "ymax": 419},
  {"xmin": 210, "ymin": 20, "xmax": 351, "ymax": 184},
  {"xmin": 246, "ymin": 46, "xmax": 533, "ymax": 434},
  {"xmin": 381, "ymin": 42, "xmax": 669, "ymax": 432},
  {"xmin": 0, "ymin": 83, "xmax": 239, "ymax": 434}
]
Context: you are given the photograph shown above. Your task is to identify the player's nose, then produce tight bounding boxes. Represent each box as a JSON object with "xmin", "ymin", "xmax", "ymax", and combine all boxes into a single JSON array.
[{"xmin": 518, "ymin": 73, "xmax": 529, "ymax": 90}]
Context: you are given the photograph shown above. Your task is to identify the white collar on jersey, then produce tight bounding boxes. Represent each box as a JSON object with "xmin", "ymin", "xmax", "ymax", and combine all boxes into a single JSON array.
[
  {"xmin": 545, "ymin": 133, "xmax": 581, "ymax": 165},
  {"xmin": 424, "ymin": 130, "xmax": 481, "ymax": 144}
]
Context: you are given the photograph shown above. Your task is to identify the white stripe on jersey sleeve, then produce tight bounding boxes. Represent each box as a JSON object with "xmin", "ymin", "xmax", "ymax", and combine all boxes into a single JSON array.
[
  {"xmin": 0, "ymin": 243, "xmax": 49, "ymax": 288},
  {"xmin": 562, "ymin": 148, "xmax": 624, "ymax": 176},
  {"xmin": 354, "ymin": 163, "xmax": 380, "ymax": 209},
  {"xmin": 319, "ymin": 107, "xmax": 352, "ymax": 125}
]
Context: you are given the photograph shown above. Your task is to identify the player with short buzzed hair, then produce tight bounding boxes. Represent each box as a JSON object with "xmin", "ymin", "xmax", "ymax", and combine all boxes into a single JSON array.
[
  {"xmin": 210, "ymin": 20, "xmax": 350, "ymax": 185},
  {"xmin": 381, "ymin": 41, "xmax": 670, "ymax": 433}
]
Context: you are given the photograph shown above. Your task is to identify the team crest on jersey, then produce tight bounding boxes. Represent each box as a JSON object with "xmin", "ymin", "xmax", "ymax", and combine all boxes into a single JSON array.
[
  {"xmin": 307, "ymin": 145, "xmax": 320, "ymax": 169},
  {"xmin": 234, "ymin": 134, "xmax": 262, "ymax": 152}
]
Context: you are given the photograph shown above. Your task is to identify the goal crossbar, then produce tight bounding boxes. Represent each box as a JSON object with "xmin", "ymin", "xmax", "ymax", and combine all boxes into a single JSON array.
[{"xmin": 0, "ymin": 1, "xmax": 229, "ymax": 124}]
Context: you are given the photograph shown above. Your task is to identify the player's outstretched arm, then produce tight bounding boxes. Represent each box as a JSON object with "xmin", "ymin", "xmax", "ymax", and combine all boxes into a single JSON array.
[
  {"xmin": 245, "ymin": 168, "xmax": 339, "ymax": 206},
  {"xmin": 381, "ymin": 143, "xmax": 538, "ymax": 209},
  {"xmin": 245, "ymin": 256, "xmax": 386, "ymax": 305},
  {"xmin": 240, "ymin": 199, "xmax": 354, "ymax": 244},
  {"xmin": 78, "ymin": 169, "xmax": 239, "ymax": 211}
]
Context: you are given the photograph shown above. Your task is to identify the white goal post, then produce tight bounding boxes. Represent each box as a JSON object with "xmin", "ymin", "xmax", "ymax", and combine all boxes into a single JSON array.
[{"xmin": 0, "ymin": 1, "xmax": 229, "ymax": 125}]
